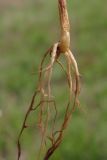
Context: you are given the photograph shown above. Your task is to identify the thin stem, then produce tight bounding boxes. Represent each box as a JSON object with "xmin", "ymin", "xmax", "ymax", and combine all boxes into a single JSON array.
[
  {"xmin": 58, "ymin": 0, "xmax": 70, "ymax": 52},
  {"xmin": 58, "ymin": 0, "xmax": 70, "ymax": 32}
]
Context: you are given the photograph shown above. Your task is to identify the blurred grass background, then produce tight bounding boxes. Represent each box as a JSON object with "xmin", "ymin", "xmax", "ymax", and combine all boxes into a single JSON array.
[{"xmin": 0, "ymin": 0, "xmax": 107, "ymax": 159}]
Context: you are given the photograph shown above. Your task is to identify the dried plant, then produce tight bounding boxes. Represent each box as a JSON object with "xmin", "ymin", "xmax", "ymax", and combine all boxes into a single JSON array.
[{"xmin": 17, "ymin": 0, "xmax": 80, "ymax": 160}]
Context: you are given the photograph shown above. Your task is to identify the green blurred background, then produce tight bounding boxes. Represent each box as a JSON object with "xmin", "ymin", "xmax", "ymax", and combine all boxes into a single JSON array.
[{"xmin": 0, "ymin": 0, "xmax": 107, "ymax": 159}]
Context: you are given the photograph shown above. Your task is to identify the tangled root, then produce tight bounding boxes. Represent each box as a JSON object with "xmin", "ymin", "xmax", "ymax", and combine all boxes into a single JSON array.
[
  {"xmin": 17, "ymin": 43, "xmax": 80, "ymax": 160},
  {"xmin": 17, "ymin": 0, "xmax": 81, "ymax": 159}
]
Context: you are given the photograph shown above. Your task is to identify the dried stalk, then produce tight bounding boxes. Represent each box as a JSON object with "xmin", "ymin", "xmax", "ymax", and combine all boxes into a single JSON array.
[{"xmin": 17, "ymin": 0, "xmax": 80, "ymax": 160}]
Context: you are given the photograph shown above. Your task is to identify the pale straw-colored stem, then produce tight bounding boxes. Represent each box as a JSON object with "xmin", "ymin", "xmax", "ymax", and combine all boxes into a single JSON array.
[{"xmin": 58, "ymin": 0, "xmax": 70, "ymax": 52}]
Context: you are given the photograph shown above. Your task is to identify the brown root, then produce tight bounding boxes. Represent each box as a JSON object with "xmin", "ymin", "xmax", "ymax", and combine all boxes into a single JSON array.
[
  {"xmin": 17, "ymin": 0, "xmax": 81, "ymax": 160},
  {"xmin": 17, "ymin": 42, "xmax": 80, "ymax": 160}
]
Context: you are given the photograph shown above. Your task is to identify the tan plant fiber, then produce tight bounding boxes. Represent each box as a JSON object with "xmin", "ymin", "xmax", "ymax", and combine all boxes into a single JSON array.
[{"xmin": 17, "ymin": 0, "xmax": 80, "ymax": 160}]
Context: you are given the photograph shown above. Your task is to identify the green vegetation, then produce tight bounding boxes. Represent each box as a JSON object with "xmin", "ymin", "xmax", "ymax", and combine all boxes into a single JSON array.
[{"xmin": 0, "ymin": 0, "xmax": 107, "ymax": 159}]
